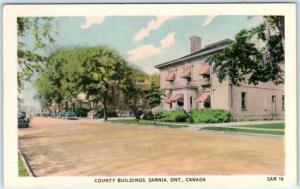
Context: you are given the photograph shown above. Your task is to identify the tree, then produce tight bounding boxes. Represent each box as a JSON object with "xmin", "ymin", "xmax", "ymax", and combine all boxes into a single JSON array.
[
  {"xmin": 58, "ymin": 46, "xmax": 132, "ymax": 121},
  {"xmin": 34, "ymin": 72, "xmax": 57, "ymax": 112},
  {"xmin": 50, "ymin": 48, "xmax": 83, "ymax": 111},
  {"xmin": 121, "ymin": 67, "xmax": 144, "ymax": 121},
  {"xmin": 35, "ymin": 46, "xmax": 133, "ymax": 119},
  {"xmin": 18, "ymin": 17, "xmax": 56, "ymax": 90},
  {"xmin": 34, "ymin": 57, "xmax": 64, "ymax": 112},
  {"xmin": 123, "ymin": 85, "xmax": 144, "ymax": 121},
  {"xmin": 148, "ymin": 73, "xmax": 160, "ymax": 86},
  {"xmin": 121, "ymin": 67, "xmax": 158, "ymax": 121},
  {"xmin": 206, "ymin": 16, "xmax": 284, "ymax": 86},
  {"xmin": 144, "ymin": 82, "xmax": 164, "ymax": 125}
]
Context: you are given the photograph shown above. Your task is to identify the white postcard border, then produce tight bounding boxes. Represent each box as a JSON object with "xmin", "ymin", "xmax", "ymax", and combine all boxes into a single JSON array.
[{"xmin": 3, "ymin": 3, "xmax": 297, "ymax": 188}]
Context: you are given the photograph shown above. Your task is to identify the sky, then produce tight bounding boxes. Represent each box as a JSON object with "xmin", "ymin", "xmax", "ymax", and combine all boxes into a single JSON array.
[{"xmin": 20, "ymin": 15, "xmax": 264, "ymax": 112}]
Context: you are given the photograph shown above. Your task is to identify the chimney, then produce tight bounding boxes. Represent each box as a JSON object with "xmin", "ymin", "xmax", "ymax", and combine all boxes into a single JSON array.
[{"xmin": 190, "ymin": 36, "xmax": 201, "ymax": 53}]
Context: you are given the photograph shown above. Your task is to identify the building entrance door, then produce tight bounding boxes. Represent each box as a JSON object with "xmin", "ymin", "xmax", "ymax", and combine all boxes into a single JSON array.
[{"xmin": 272, "ymin": 95, "xmax": 276, "ymax": 117}]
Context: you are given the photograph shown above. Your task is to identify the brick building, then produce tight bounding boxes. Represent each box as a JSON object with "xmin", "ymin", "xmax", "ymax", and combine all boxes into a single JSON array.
[{"xmin": 155, "ymin": 36, "xmax": 284, "ymax": 120}]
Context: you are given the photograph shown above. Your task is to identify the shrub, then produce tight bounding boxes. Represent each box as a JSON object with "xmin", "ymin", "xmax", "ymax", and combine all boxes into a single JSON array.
[
  {"xmin": 143, "ymin": 109, "xmax": 167, "ymax": 120},
  {"xmin": 171, "ymin": 105, "xmax": 184, "ymax": 112},
  {"xmin": 143, "ymin": 111, "xmax": 154, "ymax": 120},
  {"xmin": 158, "ymin": 109, "xmax": 189, "ymax": 122},
  {"xmin": 97, "ymin": 108, "xmax": 118, "ymax": 118},
  {"xmin": 134, "ymin": 108, "xmax": 144, "ymax": 120},
  {"xmin": 74, "ymin": 108, "xmax": 89, "ymax": 117},
  {"xmin": 156, "ymin": 109, "xmax": 166, "ymax": 119},
  {"xmin": 190, "ymin": 109, "xmax": 231, "ymax": 123}
]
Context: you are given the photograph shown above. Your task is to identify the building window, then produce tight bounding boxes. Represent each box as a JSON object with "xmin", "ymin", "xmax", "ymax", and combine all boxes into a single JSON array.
[
  {"xmin": 204, "ymin": 101, "xmax": 211, "ymax": 108},
  {"xmin": 187, "ymin": 77, "xmax": 191, "ymax": 82},
  {"xmin": 272, "ymin": 95, "xmax": 276, "ymax": 115},
  {"xmin": 190, "ymin": 96, "xmax": 193, "ymax": 110},
  {"xmin": 203, "ymin": 74, "xmax": 210, "ymax": 80},
  {"xmin": 272, "ymin": 95, "xmax": 276, "ymax": 103},
  {"xmin": 241, "ymin": 92, "xmax": 247, "ymax": 111},
  {"xmin": 177, "ymin": 100, "xmax": 184, "ymax": 107},
  {"xmin": 282, "ymin": 95, "xmax": 285, "ymax": 111}
]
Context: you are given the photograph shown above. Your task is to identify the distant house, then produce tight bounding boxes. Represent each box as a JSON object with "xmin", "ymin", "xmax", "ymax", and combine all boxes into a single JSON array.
[{"xmin": 155, "ymin": 36, "xmax": 284, "ymax": 120}]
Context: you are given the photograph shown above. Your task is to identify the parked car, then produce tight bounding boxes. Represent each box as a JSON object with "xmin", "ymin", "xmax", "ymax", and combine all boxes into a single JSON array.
[
  {"xmin": 18, "ymin": 112, "xmax": 30, "ymax": 128},
  {"xmin": 51, "ymin": 112, "xmax": 59, "ymax": 118},
  {"xmin": 57, "ymin": 112, "xmax": 65, "ymax": 119},
  {"xmin": 42, "ymin": 112, "xmax": 51, "ymax": 117},
  {"xmin": 65, "ymin": 112, "xmax": 78, "ymax": 120}
]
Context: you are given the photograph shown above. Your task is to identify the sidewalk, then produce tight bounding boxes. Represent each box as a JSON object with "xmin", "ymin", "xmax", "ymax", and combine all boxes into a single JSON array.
[
  {"xmin": 80, "ymin": 117, "xmax": 135, "ymax": 122},
  {"xmin": 79, "ymin": 117, "xmax": 284, "ymax": 130},
  {"xmin": 140, "ymin": 119, "xmax": 284, "ymax": 130}
]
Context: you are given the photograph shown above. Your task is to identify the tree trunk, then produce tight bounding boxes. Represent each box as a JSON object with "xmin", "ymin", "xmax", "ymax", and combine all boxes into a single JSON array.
[
  {"xmin": 103, "ymin": 97, "xmax": 108, "ymax": 121},
  {"xmin": 65, "ymin": 102, "xmax": 68, "ymax": 112},
  {"xmin": 153, "ymin": 110, "xmax": 156, "ymax": 125}
]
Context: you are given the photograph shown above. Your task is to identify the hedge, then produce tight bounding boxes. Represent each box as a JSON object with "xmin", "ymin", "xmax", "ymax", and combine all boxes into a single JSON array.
[
  {"xmin": 190, "ymin": 109, "xmax": 231, "ymax": 123},
  {"xmin": 97, "ymin": 108, "xmax": 118, "ymax": 118},
  {"xmin": 74, "ymin": 108, "xmax": 89, "ymax": 117},
  {"xmin": 143, "ymin": 111, "xmax": 154, "ymax": 120},
  {"xmin": 158, "ymin": 110, "xmax": 189, "ymax": 122},
  {"xmin": 143, "ymin": 108, "xmax": 231, "ymax": 123}
]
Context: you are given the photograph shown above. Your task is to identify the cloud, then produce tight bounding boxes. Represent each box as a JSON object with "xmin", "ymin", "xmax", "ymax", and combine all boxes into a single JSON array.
[
  {"xmin": 126, "ymin": 32, "xmax": 176, "ymax": 62},
  {"xmin": 126, "ymin": 45, "xmax": 162, "ymax": 62},
  {"xmin": 202, "ymin": 16, "xmax": 217, "ymax": 27},
  {"xmin": 133, "ymin": 16, "xmax": 177, "ymax": 42},
  {"xmin": 81, "ymin": 16, "xmax": 106, "ymax": 29},
  {"xmin": 160, "ymin": 32, "xmax": 176, "ymax": 48}
]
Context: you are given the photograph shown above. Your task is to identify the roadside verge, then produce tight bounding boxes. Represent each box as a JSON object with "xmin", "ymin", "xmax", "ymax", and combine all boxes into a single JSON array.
[{"xmin": 18, "ymin": 148, "xmax": 35, "ymax": 177}]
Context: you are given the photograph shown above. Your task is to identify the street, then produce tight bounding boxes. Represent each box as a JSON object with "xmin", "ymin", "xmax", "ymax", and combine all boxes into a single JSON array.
[{"xmin": 18, "ymin": 117, "xmax": 284, "ymax": 176}]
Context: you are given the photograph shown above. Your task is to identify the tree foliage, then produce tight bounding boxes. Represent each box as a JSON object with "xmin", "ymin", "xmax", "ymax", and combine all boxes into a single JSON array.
[
  {"xmin": 123, "ymin": 84, "xmax": 144, "ymax": 120},
  {"xmin": 206, "ymin": 16, "xmax": 284, "ymax": 86},
  {"xmin": 18, "ymin": 17, "xmax": 56, "ymax": 90},
  {"xmin": 77, "ymin": 47, "xmax": 132, "ymax": 121},
  {"xmin": 34, "ymin": 51, "xmax": 65, "ymax": 111},
  {"xmin": 144, "ymin": 82, "xmax": 165, "ymax": 124},
  {"xmin": 121, "ymin": 67, "xmax": 159, "ymax": 121},
  {"xmin": 36, "ymin": 46, "xmax": 133, "ymax": 120}
]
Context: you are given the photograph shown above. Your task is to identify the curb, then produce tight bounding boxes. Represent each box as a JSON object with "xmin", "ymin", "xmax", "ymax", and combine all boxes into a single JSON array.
[{"xmin": 18, "ymin": 148, "xmax": 35, "ymax": 177}]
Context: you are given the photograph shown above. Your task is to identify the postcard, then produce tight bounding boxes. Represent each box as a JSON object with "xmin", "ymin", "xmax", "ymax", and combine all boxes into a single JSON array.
[{"xmin": 2, "ymin": 3, "xmax": 297, "ymax": 188}]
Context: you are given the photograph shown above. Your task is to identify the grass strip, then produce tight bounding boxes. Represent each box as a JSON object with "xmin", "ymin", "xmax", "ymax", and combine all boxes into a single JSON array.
[
  {"xmin": 238, "ymin": 123, "xmax": 284, "ymax": 130},
  {"xmin": 202, "ymin": 127, "xmax": 284, "ymax": 135},
  {"xmin": 18, "ymin": 155, "xmax": 29, "ymax": 177}
]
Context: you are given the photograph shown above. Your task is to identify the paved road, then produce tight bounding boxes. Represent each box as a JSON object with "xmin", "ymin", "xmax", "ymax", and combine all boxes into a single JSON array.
[{"xmin": 18, "ymin": 117, "xmax": 284, "ymax": 176}]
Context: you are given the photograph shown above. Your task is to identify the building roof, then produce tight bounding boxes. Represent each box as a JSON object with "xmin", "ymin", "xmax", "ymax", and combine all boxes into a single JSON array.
[{"xmin": 155, "ymin": 39, "xmax": 233, "ymax": 69}]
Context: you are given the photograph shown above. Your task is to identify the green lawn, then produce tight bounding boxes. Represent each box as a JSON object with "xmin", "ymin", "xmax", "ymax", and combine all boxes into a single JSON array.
[
  {"xmin": 238, "ymin": 123, "xmax": 284, "ymax": 130},
  {"xmin": 18, "ymin": 155, "xmax": 29, "ymax": 177},
  {"xmin": 202, "ymin": 127, "xmax": 284, "ymax": 135},
  {"xmin": 110, "ymin": 119, "xmax": 187, "ymax": 129}
]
